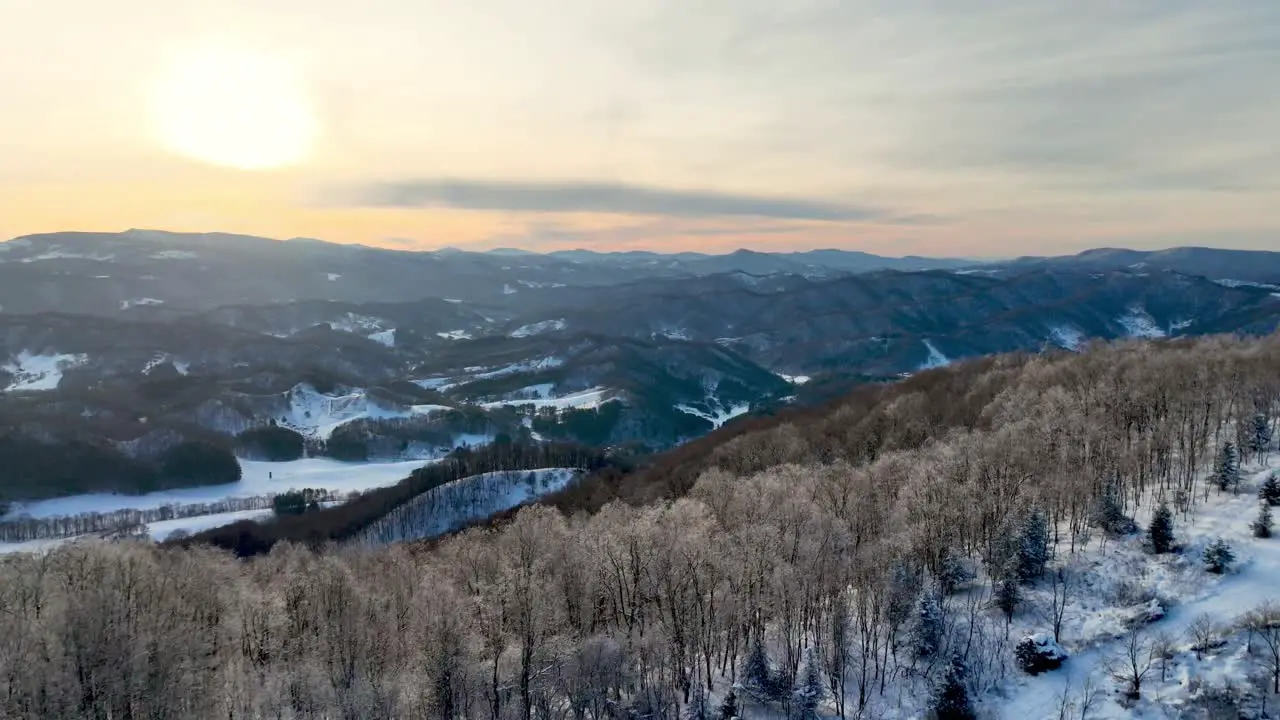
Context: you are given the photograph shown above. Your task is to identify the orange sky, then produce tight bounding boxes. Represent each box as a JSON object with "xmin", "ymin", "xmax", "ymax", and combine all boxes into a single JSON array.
[{"xmin": 2, "ymin": 0, "xmax": 1278, "ymax": 256}]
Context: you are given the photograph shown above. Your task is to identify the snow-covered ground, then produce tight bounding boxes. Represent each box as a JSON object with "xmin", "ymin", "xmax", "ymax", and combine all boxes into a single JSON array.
[
  {"xmin": 675, "ymin": 402, "xmax": 751, "ymax": 429},
  {"xmin": 510, "ymin": 319, "xmax": 566, "ymax": 337},
  {"xmin": 1117, "ymin": 306, "xmax": 1167, "ymax": 338},
  {"xmin": 482, "ymin": 386, "xmax": 610, "ymax": 411},
  {"xmin": 993, "ymin": 455, "xmax": 1280, "ymax": 719},
  {"xmin": 146, "ymin": 508, "xmax": 275, "ymax": 541},
  {"xmin": 1049, "ymin": 324, "xmax": 1086, "ymax": 351},
  {"xmin": 354, "ymin": 468, "xmax": 584, "ymax": 547},
  {"xmin": 275, "ymin": 384, "xmax": 450, "ymax": 439},
  {"xmin": 2, "ymin": 350, "xmax": 89, "ymax": 391},
  {"xmin": 2, "ymin": 458, "xmax": 428, "ymax": 520},
  {"xmin": 920, "ymin": 339, "xmax": 951, "ymax": 369}
]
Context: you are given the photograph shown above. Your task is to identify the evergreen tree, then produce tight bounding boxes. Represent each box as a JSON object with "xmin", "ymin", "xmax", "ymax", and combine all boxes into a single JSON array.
[
  {"xmin": 915, "ymin": 590, "xmax": 945, "ymax": 659},
  {"xmin": 740, "ymin": 637, "xmax": 783, "ymax": 701},
  {"xmin": 1254, "ymin": 503, "xmax": 1274, "ymax": 539},
  {"xmin": 1018, "ymin": 508, "xmax": 1051, "ymax": 581},
  {"xmin": 1260, "ymin": 473, "xmax": 1280, "ymax": 507},
  {"xmin": 1148, "ymin": 502, "xmax": 1175, "ymax": 554},
  {"xmin": 1251, "ymin": 412, "xmax": 1273, "ymax": 460},
  {"xmin": 1203, "ymin": 537, "xmax": 1235, "ymax": 574},
  {"xmin": 791, "ymin": 648, "xmax": 825, "ymax": 720},
  {"xmin": 995, "ymin": 571, "xmax": 1021, "ymax": 624},
  {"xmin": 1091, "ymin": 482, "xmax": 1137, "ymax": 535},
  {"xmin": 937, "ymin": 547, "xmax": 974, "ymax": 595},
  {"xmin": 931, "ymin": 655, "xmax": 976, "ymax": 720},
  {"xmin": 1215, "ymin": 442, "xmax": 1240, "ymax": 493},
  {"xmin": 721, "ymin": 686, "xmax": 742, "ymax": 712}
]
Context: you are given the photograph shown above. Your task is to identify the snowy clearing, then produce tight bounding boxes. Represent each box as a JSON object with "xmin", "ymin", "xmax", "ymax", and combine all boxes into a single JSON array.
[
  {"xmin": 777, "ymin": 373, "xmax": 812, "ymax": 385},
  {"xmin": 920, "ymin": 339, "xmax": 951, "ymax": 369},
  {"xmin": 146, "ymin": 509, "xmax": 275, "ymax": 541},
  {"xmin": 992, "ymin": 456, "xmax": 1280, "ymax": 719},
  {"xmin": 2, "ymin": 458, "xmax": 429, "ymax": 520},
  {"xmin": 2, "ymin": 350, "xmax": 89, "ymax": 392},
  {"xmin": 120, "ymin": 297, "xmax": 164, "ymax": 310},
  {"xmin": 510, "ymin": 319, "xmax": 567, "ymax": 338},
  {"xmin": 483, "ymin": 386, "xmax": 610, "ymax": 410},
  {"xmin": 1117, "ymin": 306, "xmax": 1167, "ymax": 338},
  {"xmin": 675, "ymin": 402, "xmax": 751, "ymax": 429},
  {"xmin": 1049, "ymin": 324, "xmax": 1086, "ymax": 351},
  {"xmin": 367, "ymin": 328, "xmax": 395, "ymax": 346},
  {"xmin": 274, "ymin": 384, "xmax": 450, "ymax": 439},
  {"xmin": 437, "ymin": 329, "xmax": 474, "ymax": 340}
]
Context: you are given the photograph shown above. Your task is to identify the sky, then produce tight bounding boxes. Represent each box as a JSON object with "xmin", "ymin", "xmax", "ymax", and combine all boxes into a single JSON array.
[{"xmin": 1, "ymin": 0, "xmax": 1278, "ymax": 257}]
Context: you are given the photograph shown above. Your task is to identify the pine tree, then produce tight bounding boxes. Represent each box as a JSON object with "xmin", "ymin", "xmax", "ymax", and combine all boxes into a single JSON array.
[
  {"xmin": 937, "ymin": 547, "xmax": 973, "ymax": 595},
  {"xmin": 1215, "ymin": 442, "xmax": 1240, "ymax": 493},
  {"xmin": 791, "ymin": 648, "xmax": 826, "ymax": 720},
  {"xmin": 1250, "ymin": 412, "xmax": 1273, "ymax": 460},
  {"xmin": 1260, "ymin": 473, "xmax": 1280, "ymax": 507},
  {"xmin": 1203, "ymin": 537, "xmax": 1236, "ymax": 574},
  {"xmin": 1254, "ymin": 503, "xmax": 1274, "ymax": 539},
  {"xmin": 740, "ymin": 637, "xmax": 783, "ymax": 701},
  {"xmin": 1148, "ymin": 502, "xmax": 1175, "ymax": 554},
  {"xmin": 915, "ymin": 590, "xmax": 945, "ymax": 658},
  {"xmin": 1018, "ymin": 508, "xmax": 1051, "ymax": 581},
  {"xmin": 931, "ymin": 655, "xmax": 976, "ymax": 720},
  {"xmin": 995, "ymin": 571, "xmax": 1021, "ymax": 624},
  {"xmin": 718, "ymin": 691, "xmax": 739, "ymax": 720}
]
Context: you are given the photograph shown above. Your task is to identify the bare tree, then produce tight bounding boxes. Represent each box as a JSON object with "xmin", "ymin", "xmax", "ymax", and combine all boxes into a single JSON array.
[
  {"xmin": 1105, "ymin": 628, "xmax": 1155, "ymax": 700},
  {"xmin": 1242, "ymin": 601, "xmax": 1280, "ymax": 694}
]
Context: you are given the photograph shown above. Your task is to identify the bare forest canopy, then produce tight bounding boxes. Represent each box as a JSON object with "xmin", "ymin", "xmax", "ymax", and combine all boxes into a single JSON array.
[{"xmin": 1, "ymin": 332, "xmax": 1278, "ymax": 719}]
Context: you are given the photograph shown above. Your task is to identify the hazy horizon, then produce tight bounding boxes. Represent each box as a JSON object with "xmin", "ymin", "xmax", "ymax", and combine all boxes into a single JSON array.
[{"xmin": 3, "ymin": 1, "xmax": 1278, "ymax": 256}]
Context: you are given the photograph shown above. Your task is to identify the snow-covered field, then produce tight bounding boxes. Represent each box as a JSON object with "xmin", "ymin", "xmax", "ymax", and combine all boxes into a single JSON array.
[
  {"xmin": 482, "ymin": 386, "xmax": 610, "ymax": 411},
  {"xmin": 675, "ymin": 402, "xmax": 751, "ymax": 429},
  {"xmin": 2, "ymin": 350, "xmax": 89, "ymax": 391},
  {"xmin": 1117, "ymin": 306, "xmax": 1167, "ymax": 338},
  {"xmin": 146, "ymin": 508, "xmax": 275, "ymax": 541},
  {"xmin": 276, "ymin": 383, "xmax": 451, "ymax": 439},
  {"xmin": 2, "ymin": 458, "xmax": 428, "ymax": 520},
  {"xmin": 993, "ymin": 456, "xmax": 1280, "ymax": 719}
]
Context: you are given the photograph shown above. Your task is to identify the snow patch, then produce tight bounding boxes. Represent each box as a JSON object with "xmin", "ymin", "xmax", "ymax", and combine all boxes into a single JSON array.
[
  {"xmin": 3, "ymin": 351, "xmax": 89, "ymax": 392},
  {"xmin": 18, "ymin": 250, "xmax": 115, "ymax": 263},
  {"xmin": 502, "ymin": 283, "xmax": 518, "ymax": 295},
  {"xmin": 149, "ymin": 250, "xmax": 198, "ymax": 259},
  {"xmin": 368, "ymin": 328, "xmax": 396, "ymax": 347},
  {"xmin": 275, "ymin": 384, "xmax": 450, "ymax": 440},
  {"xmin": 919, "ymin": 339, "xmax": 951, "ymax": 369},
  {"xmin": 328, "ymin": 313, "xmax": 386, "ymax": 333},
  {"xmin": 120, "ymin": 297, "xmax": 164, "ymax": 310},
  {"xmin": 483, "ymin": 387, "xmax": 610, "ymax": 411},
  {"xmin": 1214, "ymin": 278, "xmax": 1280, "ymax": 291},
  {"xmin": 777, "ymin": 373, "xmax": 811, "ymax": 385},
  {"xmin": 675, "ymin": 402, "xmax": 751, "ymax": 429},
  {"xmin": 510, "ymin": 319, "xmax": 567, "ymax": 338},
  {"xmin": 443, "ymin": 298, "xmax": 463, "ymax": 303},
  {"xmin": 1117, "ymin": 306, "xmax": 1167, "ymax": 338},
  {"xmin": 437, "ymin": 329, "xmax": 473, "ymax": 340},
  {"xmin": 1049, "ymin": 325, "xmax": 1086, "ymax": 351},
  {"xmin": 326, "ymin": 273, "xmax": 342, "ymax": 281}
]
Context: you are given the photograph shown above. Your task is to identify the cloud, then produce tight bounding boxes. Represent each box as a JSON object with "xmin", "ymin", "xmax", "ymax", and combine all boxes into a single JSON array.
[{"xmin": 326, "ymin": 178, "xmax": 898, "ymax": 221}]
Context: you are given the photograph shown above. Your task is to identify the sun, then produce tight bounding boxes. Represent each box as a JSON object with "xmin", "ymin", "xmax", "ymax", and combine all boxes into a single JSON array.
[{"xmin": 150, "ymin": 44, "xmax": 318, "ymax": 170}]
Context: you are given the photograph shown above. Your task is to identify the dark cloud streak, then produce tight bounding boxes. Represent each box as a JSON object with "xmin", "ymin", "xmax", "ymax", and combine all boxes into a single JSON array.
[{"xmin": 330, "ymin": 178, "xmax": 902, "ymax": 222}]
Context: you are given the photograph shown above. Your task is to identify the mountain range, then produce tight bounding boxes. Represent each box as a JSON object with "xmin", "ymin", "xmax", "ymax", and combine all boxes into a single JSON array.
[{"xmin": 2, "ymin": 229, "xmax": 1279, "ymax": 500}]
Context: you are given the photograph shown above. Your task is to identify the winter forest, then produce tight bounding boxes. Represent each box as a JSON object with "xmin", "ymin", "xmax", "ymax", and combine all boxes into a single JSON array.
[{"xmin": 2, "ymin": 334, "xmax": 1280, "ymax": 719}]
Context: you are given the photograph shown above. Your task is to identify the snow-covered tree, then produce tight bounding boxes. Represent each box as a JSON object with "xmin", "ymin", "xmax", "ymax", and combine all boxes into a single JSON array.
[
  {"xmin": 915, "ymin": 590, "xmax": 945, "ymax": 659},
  {"xmin": 1259, "ymin": 473, "xmax": 1280, "ymax": 507},
  {"xmin": 1202, "ymin": 537, "xmax": 1235, "ymax": 574},
  {"xmin": 995, "ymin": 572, "xmax": 1021, "ymax": 624},
  {"xmin": 791, "ymin": 648, "xmax": 825, "ymax": 720},
  {"xmin": 930, "ymin": 655, "xmax": 976, "ymax": 720},
  {"xmin": 1253, "ymin": 503, "xmax": 1273, "ymax": 539},
  {"xmin": 1018, "ymin": 508, "xmax": 1051, "ymax": 581},
  {"xmin": 937, "ymin": 547, "xmax": 974, "ymax": 595},
  {"xmin": 718, "ymin": 690, "xmax": 739, "ymax": 720},
  {"xmin": 740, "ymin": 638, "xmax": 784, "ymax": 702},
  {"xmin": 1214, "ymin": 442, "xmax": 1240, "ymax": 493},
  {"xmin": 1250, "ymin": 412, "xmax": 1273, "ymax": 461},
  {"xmin": 1148, "ymin": 502, "xmax": 1175, "ymax": 554}
]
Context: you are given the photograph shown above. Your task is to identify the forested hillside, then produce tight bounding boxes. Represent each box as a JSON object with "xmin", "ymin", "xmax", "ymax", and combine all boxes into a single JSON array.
[{"xmin": 2, "ymin": 333, "xmax": 1279, "ymax": 719}]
